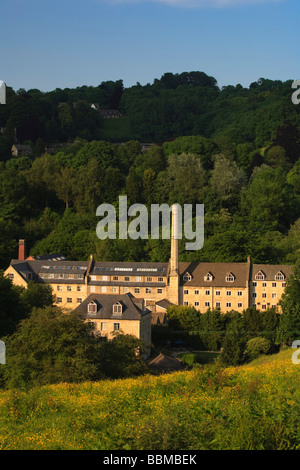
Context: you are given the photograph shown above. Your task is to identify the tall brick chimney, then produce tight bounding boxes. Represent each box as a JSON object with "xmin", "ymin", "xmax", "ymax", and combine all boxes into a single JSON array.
[{"xmin": 18, "ymin": 239, "xmax": 26, "ymax": 260}]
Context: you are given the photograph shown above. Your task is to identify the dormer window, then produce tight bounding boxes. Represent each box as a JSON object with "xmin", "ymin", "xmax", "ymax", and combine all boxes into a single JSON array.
[
  {"xmin": 274, "ymin": 271, "xmax": 285, "ymax": 281},
  {"xmin": 204, "ymin": 272, "xmax": 213, "ymax": 282},
  {"xmin": 225, "ymin": 273, "xmax": 235, "ymax": 283},
  {"xmin": 113, "ymin": 302, "xmax": 123, "ymax": 314},
  {"xmin": 183, "ymin": 272, "xmax": 192, "ymax": 282},
  {"xmin": 255, "ymin": 271, "xmax": 265, "ymax": 281},
  {"xmin": 87, "ymin": 301, "xmax": 97, "ymax": 314}
]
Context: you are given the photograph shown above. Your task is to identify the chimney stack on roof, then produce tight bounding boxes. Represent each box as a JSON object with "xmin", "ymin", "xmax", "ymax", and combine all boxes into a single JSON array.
[{"xmin": 18, "ymin": 239, "xmax": 26, "ymax": 260}]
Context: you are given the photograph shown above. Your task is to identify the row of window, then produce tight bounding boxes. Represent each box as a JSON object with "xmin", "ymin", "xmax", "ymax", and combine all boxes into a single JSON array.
[
  {"xmin": 89, "ymin": 275, "xmax": 164, "ymax": 282},
  {"xmin": 90, "ymin": 286, "xmax": 163, "ymax": 294},
  {"xmin": 254, "ymin": 271, "xmax": 285, "ymax": 281},
  {"xmin": 253, "ymin": 304, "xmax": 277, "ymax": 310},
  {"xmin": 184, "ymin": 301, "xmax": 278, "ymax": 309},
  {"xmin": 183, "ymin": 289, "xmax": 244, "ymax": 296},
  {"xmin": 252, "ymin": 281, "xmax": 286, "ymax": 288},
  {"xmin": 40, "ymin": 273, "xmax": 84, "ymax": 280},
  {"xmin": 185, "ymin": 301, "xmax": 244, "ymax": 308},
  {"xmin": 183, "ymin": 273, "xmax": 236, "ymax": 283},
  {"xmin": 57, "ymin": 285, "xmax": 83, "ymax": 291},
  {"xmin": 57, "ymin": 297, "xmax": 82, "ymax": 304},
  {"xmin": 253, "ymin": 292, "xmax": 278, "ymax": 298}
]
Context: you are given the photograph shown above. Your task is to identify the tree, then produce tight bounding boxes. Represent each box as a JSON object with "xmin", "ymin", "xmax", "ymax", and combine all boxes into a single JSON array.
[
  {"xmin": 245, "ymin": 337, "xmax": 271, "ymax": 361},
  {"xmin": 277, "ymin": 262, "xmax": 300, "ymax": 345},
  {"xmin": 3, "ymin": 307, "xmax": 102, "ymax": 389},
  {"xmin": 19, "ymin": 281, "xmax": 54, "ymax": 313},
  {"xmin": 54, "ymin": 166, "xmax": 76, "ymax": 209},
  {"xmin": 220, "ymin": 312, "xmax": 247, "ymax": 366},
  {"xmin": 210, "ymin": 154, "xmax": 247, "ymax": 207},
  {"xmin": 0, "ymin": 273, "xmax": 24, "ymax": 337},
  {"xmin": 98, "ymin": 334, "xmax": 147, "ymax": 379}
]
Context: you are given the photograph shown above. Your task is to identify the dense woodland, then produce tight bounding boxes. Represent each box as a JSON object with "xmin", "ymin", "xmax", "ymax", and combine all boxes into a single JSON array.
[{"xmin": 1, "ymin": 71, "xmax": 300, "ymax": 269}]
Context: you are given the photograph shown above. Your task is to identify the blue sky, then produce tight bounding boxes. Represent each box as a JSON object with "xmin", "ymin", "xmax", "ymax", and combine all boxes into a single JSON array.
[{"xmin": 1, "ymin": 0, "xmax": 299, "ymax": 92}]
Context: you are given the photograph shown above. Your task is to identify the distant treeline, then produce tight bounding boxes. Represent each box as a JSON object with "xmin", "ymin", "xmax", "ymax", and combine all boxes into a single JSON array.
[{"xmin": 0, "ymin": 71, "xmax": 299, "ymax": 153}]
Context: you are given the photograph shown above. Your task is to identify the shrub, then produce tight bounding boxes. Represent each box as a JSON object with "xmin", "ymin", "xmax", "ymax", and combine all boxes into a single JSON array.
[{"xmin": 245, "ymin": 337, "xmax": 271, "ymax": 360}]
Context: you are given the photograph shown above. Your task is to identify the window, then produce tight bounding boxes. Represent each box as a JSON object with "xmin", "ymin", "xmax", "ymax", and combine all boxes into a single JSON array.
[
  {"xmin": 272, "ymin": 304, "xmax": 277, "ymax": 309},
  {"xmin": 205, "ymin": 301, "xmax": 210, "ymax": 307},
  {"xmin": 194, "ymin": 290, "xmax": 200, "ymax": 295},
  {"xmin": 146, "ymin": 277, "xmax": 153, "ymax": 282},
  {"xmin": 216, "ymin": 302, "xmax": 221, "ymax": 308},
  {"xmin": 134, "ymin": 287, "xmax": 140, "ymax": 294},
  {"xmin": 255, "ymin": 271, "xmax": 265, "ymax": 281},
  {"xmin": 275, "ymin": 272, "xmax": 285, "ymax": 281},
  {"xmin": 183, "ymin": 301, "xmax": 189, "ymax": 306},
  {"xmin": 57, "ymin": 285, "xmax": 62, "ymax": 291},
  {"xmin": 88, "ymin": 302, "xmax": 97, "ymax": 313},
  {"xmin": 7, "ymin": 273, "xmax": 14, "ymax": 280},
  {"xmin": 184, "ymin": 289, "xmax": 189, "ymax": 295},
  {"xmin": 77, "ymin": 298, "xmax": 82, "ymax": 303},
  {"xmin": 113, "ymin": 276, "xmax": 119, "ymax": 281},
  {"xmin": 112, "ymin": 287, "xmax": 118, "ymax": 293},
  {"xmin": 183, "ymin": 273, "xmax": 192, "ymax": 282},
  {"xmin": 157, "ymin": 288, "xmax": 163, "ymax": 294},
  {"xmin": 90, "ymin": 286, "xmax": 95, "ymax": 293},
  {"xmin": 238, "ymin": 302, "xmax": 243, "ymax": 308},
  {"xmin": 124, "ymin": 276, "xmax": 130, "ymax": 281},
  {"xmin": 215, "ymin": 290, "xmax": 221, "ymax": 296},
  {"xmin": 114, "ymin": 323, "xmax": 120, "ymax": 331},
  {"xmin": 204, "ymin": 273, "xmax": 213, "ymax": 282},
  {"xmin": 102, "ymin": 275, "xmax": 108, "ymax": 281},
  {"xmin": 101, "ymin": 322, "xmax": 106, "ymax": 331},
  {"xmin": 101, "ymin": 286, "xmax": 107, "ymax": 293},
  {"xmin": 262, "ymin": 305, "xmax": 267, "ymax": 310},
  {"xmin": 272, "ymin": 282, "xmax": 277, "ymax": 288},
  {"xmin": 194, "ymin": 301, "xmax": 200, "ymax": 307},
  {"xmin": 262, "ymin": 282, "xmax": 267, "ymax": 287},
  {"xmin": 205, "ymin": 290, "xmax": 210, "ymax": 295},
  {"xmin": 123, "ymin": 287, "xmax": 129, "ymax": 293},
  {"xmin": 135, "ymin": 276, "xmax": 141, "ymax": 282},
  {"xmin": 226, "ymin": 302, "xmax": 232, "ymax": 308},
  {"xmin": 90, "ymin": 275, "xmax": 97, "ymax": 281},
  {"xmin": 67, "ymin": 297, "xmax": 72, "ymax": 303},
  {"xmin": 252, "ymin": 293, "xmax": 257, "ymax": 298},
  {"xmin": 252, "ymin": 282, "xmax": 257, "ymax": 287},
  {"xmin": 57, "ymin": 297, "xmax": 62, "ymax": 303},
  {"xmin": 237, "ymin": 291, "xmax": 243, "ymax": 296},
  {"xmin": 262, "ymin": 293, "xmax": 267, "ymax": 298},
  {"xmin": 225, "ymin": 273, "xmax": 235, "ymax": 282},
  {"xmin": 113, "ymin": 303, "xmax": 122, "ymax": 314},
  {"xmin": 272, "ymin": 293, "xmax": 277, "ymax": 299},
  {"xmin": 282, "ymin": 282, "xmax": 286, "ymax": 288},
  {"xmin": 226, "ymin": 291, "xmax": 231, "ymax": 296},
  {"xmin": 158, "ymin": 277, "xmax": 163, "ymax": 282},
  {"xmin": 67, "ymin": 286, "xmax": 72, "ymax": 291},
  {"xmin": 77, "ymin": 286, "xmax": 82, "ymax": 292},
  {"xmin": 146, "ymin": 288, "xmax": 152, "ymax": 294}
]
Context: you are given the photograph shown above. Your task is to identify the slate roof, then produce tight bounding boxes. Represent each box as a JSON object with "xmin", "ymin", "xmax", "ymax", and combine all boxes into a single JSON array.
[
  {"xmin": 251, "ymin": 264, "xmax": 293, "ymax": 281},
  {"xmin": 179, "ymin": 261, "xmax": 251, "ymax": 288},
  {"xmin": 73, "ymin": 293, "xmax": 150, "ymax": 320}
]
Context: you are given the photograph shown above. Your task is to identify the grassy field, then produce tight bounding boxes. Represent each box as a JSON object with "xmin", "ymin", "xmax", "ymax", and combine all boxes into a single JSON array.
[{"xmin": 0, "ymin": 349, "xmax": 299, "ymax": 450}]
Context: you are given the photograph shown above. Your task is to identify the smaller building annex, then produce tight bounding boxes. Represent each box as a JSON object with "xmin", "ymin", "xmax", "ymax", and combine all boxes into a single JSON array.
[{"xmin": 73, "ymin": 292, "xmax": 152, "ymax": 357}]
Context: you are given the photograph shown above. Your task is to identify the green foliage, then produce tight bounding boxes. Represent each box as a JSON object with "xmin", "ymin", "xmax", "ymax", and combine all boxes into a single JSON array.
[
  {"xmin": 245, "ymin": 337, "xmax": 271, "ymax": 360},
  {"xmin": 98, "ymin": 334, "xmax": 148, "ymax": 379},
  {"xmin": 0, "ymin": 350, "xmax": 298, "ymax": 450},
  {"xmin": 2, "ymin": 307, "xmax": 102, "ymax": 389},
  {"xmin": 277, "ymin": 262, "xmax": 300, "ymax": 345}
]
